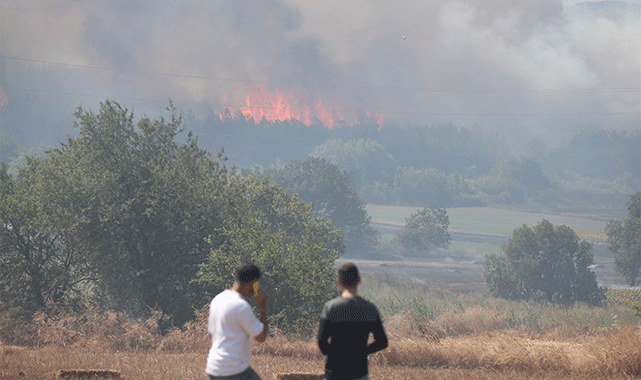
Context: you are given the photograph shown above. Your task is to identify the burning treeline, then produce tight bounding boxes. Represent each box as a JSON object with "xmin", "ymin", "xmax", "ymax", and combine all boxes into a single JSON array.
[{"xmin": 218, "ymin": 82, "xmax": 384, "ymax": 129}]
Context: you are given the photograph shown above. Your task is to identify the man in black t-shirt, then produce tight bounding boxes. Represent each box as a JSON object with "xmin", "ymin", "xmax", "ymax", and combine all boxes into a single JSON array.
[{"xmin": 318, "ymin": 263, "xmax": 388, "ymax": 380}]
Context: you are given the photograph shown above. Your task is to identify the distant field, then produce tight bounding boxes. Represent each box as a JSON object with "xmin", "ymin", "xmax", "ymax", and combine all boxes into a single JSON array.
[
  {"xmin": 447, "ymin": 240, "xmax": 502, "ymax": 256},
  {"xmin": 367, "ymin": 204, "xmax": 611, "ymax": 242}
]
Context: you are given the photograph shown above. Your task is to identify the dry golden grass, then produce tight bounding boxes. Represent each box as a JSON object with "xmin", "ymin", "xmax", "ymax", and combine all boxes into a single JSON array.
[
  {"xmin": 2, "ymin": 328, "xmax": 641, "ymax": 380},
  {"xmin": 1, "ymin": 305, "xmax": 640, "ymax": 379},
  {"xmin": 55, "ymin": 369, "xmax": 121, "ymax": 379},
  {"xmin": 273, "ymin": 374, "xmax": 324, "ymax": 380}
]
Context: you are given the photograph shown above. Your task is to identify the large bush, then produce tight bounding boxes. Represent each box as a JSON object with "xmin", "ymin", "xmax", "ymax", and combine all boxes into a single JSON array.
[
  {"xmin": 392, "ymin": 206, "xmax": 451, "ymax": 253},
  {"xmin": 198, "ymin": 175, "xmax": 344, "ymax": 328},
  {"xmin": 606, "ymin": 192, "xmax": 641, "ymax": 286},
  {"xmin": 483, "ymin": 219, "xmax": 604, "ymax": 305}
]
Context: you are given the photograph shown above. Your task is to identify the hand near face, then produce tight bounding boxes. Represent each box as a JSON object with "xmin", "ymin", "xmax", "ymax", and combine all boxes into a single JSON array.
[{"xmin": 254, "ymin": 286, "xmax": 266, "ymax": 310}]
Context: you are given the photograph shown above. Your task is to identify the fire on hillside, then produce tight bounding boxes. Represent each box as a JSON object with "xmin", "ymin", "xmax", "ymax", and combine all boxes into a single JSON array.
[{"xmin": 218, "ymin": 82, "xmax": 384, "ymax": 129}]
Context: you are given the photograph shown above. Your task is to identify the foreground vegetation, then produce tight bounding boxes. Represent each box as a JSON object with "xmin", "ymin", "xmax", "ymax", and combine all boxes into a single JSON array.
[
  {"xmin": 2, "ymin": 271, "xmax": 640, "ymax": 380},
  {"xmin": 2, "ymin": 326, "xmax": 640, "ymax": 380}
]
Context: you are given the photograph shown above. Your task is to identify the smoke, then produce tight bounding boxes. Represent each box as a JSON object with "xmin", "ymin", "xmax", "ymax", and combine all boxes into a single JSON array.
[{"xmin": 0, "ymin": 0, "xmax": 639, "ymax": 149}]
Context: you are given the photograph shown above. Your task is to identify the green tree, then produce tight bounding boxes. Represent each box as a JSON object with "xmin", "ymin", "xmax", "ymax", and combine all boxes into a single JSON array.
[
  {"xmin": 0, "ymin": 162, "xmax": 92, "ymax": 319},
  {"xmin": 392, "ymin": 206, "xmax": 451, "ymax": 253},
  {"xmin": 493, "ymin": 155, "xmax": 551, "ymax": 190},
  {"xmin": 605, "ymin": 192, "xmax": 641, "ymax": 286},
  {"xmin": 309, "ymin": 138, "xmax": 398, "ymax": 190},
  {"xmin": 198, "ymin": 175, "xmax": 343, "ymax": 328},
  {"xmin": 378, "ymin": 124, "xmax": 506, "ymax": 176},
  {"xmin": 40, "ymin": 100, "xmax": 227, "ymax": 323},
  {"xmin": 265, "ymin": 157, "xmax": 378, "ymax": 254},
  {"xmin": 475, "ymin": 155, "xmax": 553, "ymax": 204},
  {"xmin": 483, "ymin": 219, "xmax": 604, "ymax": 305},
  {"xmin": 392, "ymin": 167, "xmax": 451, "ymax": 207},
  {"xmin": 560, "ymin": 128, "xmax": 641, "ymax": 181}
]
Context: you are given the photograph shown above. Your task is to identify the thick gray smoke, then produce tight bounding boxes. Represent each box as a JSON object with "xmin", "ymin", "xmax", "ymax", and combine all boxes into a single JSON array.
[{"xmin": 0, "ymin": 0, "xmax": 639, "ymax": 150}]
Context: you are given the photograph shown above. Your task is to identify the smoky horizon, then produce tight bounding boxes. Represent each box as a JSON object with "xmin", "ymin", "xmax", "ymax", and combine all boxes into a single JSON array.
[{"xmin": 0, "ymin": 0, "xmax": 639, "ymax": 152}]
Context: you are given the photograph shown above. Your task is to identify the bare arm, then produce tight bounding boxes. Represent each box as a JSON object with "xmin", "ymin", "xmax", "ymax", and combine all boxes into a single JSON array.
[{"xmin": 253, "ymin": 288, "xmax": 268, "ymax": 343}]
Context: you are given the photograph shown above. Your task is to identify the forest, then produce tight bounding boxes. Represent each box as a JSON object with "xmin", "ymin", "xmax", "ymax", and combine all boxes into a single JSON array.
[{"xmin": 3, "ymin": 111, "xmax": 639, "ymax": 211}]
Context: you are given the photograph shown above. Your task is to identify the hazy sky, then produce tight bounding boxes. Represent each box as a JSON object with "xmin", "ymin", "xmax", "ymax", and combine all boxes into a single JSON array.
[{"xmin": 0, "ymin": 0, "xmax": 639, "ymax": 149}]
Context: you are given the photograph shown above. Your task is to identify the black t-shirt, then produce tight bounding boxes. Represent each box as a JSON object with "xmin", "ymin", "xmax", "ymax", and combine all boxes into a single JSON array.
[{"xmin": 317, "ymin": 296, "xmax": 388, "ymax": 380}]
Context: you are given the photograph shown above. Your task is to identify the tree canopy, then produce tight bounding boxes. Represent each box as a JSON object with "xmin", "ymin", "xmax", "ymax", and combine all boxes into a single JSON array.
[
  {"xmin": 309, "ymin": 138, "xmax": 398, "ymax": 189},
  {"xmin": 0, "ymin": 162, "xmax": 92, "ymax": 318},
  {"xmin": 197, "ymin": 175, "xmax": 344, "ymax": 327},
  {"xmin": 392, "ymin": 206, "xmax": 451, "ymax": 253},
  {"xmin": 33, "ymin": 101, "xmax": 228, "ymax": 323},
  {"xmin": 264, "ymin": 157, "xmax": 378, "ymax": 254},
  {"xmin": 0, "ymin": 100, "xmax": 345, "ymax": 328},
  {"xmin": 606, "ymin": 192, "xmax": 641, "ymax": 286},
  {"xmin": 483, "ymin": 219, "xmax": 604, "ymax": 305}
]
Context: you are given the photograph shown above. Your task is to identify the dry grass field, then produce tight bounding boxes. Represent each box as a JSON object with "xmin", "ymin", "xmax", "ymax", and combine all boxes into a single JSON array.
[
  {"xmin": 1, "ymin": 293, "xmax": 640, "ymax": 380},
  {"xmin": 1, "ymin": 325, "xmax": 640, "ymax": 380},
  {"xmin": 2, "ymin": 207, "xmax": 639, "ymax": 380}
]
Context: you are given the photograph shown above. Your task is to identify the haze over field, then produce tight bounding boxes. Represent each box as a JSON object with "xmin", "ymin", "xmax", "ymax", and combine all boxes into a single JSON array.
[{"xmin": 0, "ymin": 0, "xmax": 638, "ymax": 151}]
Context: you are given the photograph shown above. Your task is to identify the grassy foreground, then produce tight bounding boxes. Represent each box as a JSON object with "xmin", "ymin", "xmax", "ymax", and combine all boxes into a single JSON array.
[
  {"xmin": 2, "ymin": 326, "xmax": 640, "ymax": 380},
  {"xmin": 2, "ymin": 271, "xmax": 640, "ymax": 380}
]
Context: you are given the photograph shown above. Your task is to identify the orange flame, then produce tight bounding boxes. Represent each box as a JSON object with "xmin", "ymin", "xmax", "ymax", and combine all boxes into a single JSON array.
[
  {"xmin": 0, "ymin": 85, "xmax": 7, "ymax": 112},
  {"xmin": 219, "ymin": 83, "xmax": 384, "ymax": 129}
]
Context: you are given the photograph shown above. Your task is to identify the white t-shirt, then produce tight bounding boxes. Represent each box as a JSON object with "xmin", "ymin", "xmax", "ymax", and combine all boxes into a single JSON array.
[{"xmin": 205, "ymin": 289, "xmax": 264, "ymax": 377}]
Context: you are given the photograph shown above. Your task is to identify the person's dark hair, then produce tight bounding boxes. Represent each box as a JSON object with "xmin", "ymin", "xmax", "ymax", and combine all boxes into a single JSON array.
[
  {"xmin": 338, "ymin": 262, "xmax": 360, "ymax": 287},
  {"xmin": 235, "ymin": 263, "xmax": 261, "ymax": 284}
]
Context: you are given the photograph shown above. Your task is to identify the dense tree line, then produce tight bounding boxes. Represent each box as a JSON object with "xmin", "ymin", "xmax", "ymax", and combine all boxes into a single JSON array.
[
  {"xmin": 0, "ymin": 101, "xmax": 344, "ymax": 329},
  {"xmin": 5, "ymin": 116, "xmax": 638, "ymax": 209},
  {"xmin": 184, "ymin": 117, "xmax": 639, "ymax": 209},
  {"xmin": 245, "ymin": 157, "xmax": 378, "ymax": 254}
]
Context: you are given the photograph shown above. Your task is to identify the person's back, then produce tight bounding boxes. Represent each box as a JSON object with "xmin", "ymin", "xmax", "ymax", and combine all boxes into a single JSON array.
[
  {"xmin": 318, "ymin": 263, "xmax": 387, "ymax": 380},
  {"xmin": 207, "ymin": 289, "xmax": 262, "ymax": 375},
  {"xmin": 206, "ymin": 264, "xmax": 268, "ymax": 380}
]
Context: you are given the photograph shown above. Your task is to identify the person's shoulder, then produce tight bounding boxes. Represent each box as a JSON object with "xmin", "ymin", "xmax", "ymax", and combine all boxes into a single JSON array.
[
  {"xmin": 356, "ymin": 296, "xmax": 378, "ymax": 309},
  {"xmin": 320, "ymin": 296, "xmax": 346, "ymax": 317},
  {"xmin": 356, "ymin": 296, "xmax": 382, "ymax": 317},
  {"xmin": 323, "ymin": 295, "xmax": 349, "ymax": 309},
  {"xmin": 211, "ymin": 290, "xmax": 247, "ymax": 308}
]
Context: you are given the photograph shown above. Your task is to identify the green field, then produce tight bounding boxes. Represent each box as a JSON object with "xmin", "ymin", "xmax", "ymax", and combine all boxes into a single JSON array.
[
  {"xmin": 447, "ymin": 240, "xmax": 502, "ymax": 256},
  {"xmin": 367, "ymin": 204, "xmax": 611, "ymax": 242}
]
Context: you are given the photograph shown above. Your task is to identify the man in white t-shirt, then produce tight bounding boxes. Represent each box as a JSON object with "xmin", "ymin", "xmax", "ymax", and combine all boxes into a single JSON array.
[{"xmin": 206, "ymin": 263, "xmax": 268, "ymax": 380}]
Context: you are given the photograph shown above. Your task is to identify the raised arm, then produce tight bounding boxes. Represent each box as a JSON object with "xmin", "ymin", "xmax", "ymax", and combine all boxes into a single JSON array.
[{"xmin": 253, "ymin": 287, "xmax": 268, "ymax": 343}]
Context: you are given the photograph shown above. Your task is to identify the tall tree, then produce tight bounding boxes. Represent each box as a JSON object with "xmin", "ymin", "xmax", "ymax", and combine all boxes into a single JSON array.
[
  {"xmin": 0, "ymin": 162, "xmax": 92, "ymax": 318},
  {"xmin": 606, "ymin": 192, "xmax": 641, "ymax": 286},
  {"xmin": 265, "ymin": 157, "xmax": 378, "ymax": 254},
  {"xmin": 484, "ymin": 219, "xmax": 604, "ymax": 305},
  {"xmin": 41, "ymin": 100, "xmax": 227, "ymax": 323},
  {"xmin": 198, "ymin": 175, "xmax": 344, "ymax": 327}
]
